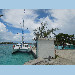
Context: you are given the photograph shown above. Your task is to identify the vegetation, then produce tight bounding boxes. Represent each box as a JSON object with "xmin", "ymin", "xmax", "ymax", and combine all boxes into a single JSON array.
[
  {"xmin": 55, "ymin": 33, "xmax": 75, "ymax": 46},
  {"xmin": 0, "ymin": 42, "xmax": 17, "ymax": 44},
  {"xmin": 33, "ymin": 22, "xmax": 59, "ymax": 40}
]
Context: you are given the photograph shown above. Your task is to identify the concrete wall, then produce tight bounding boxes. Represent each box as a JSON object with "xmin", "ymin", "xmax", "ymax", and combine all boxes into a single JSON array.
[{"xmin": 37, "ymin": 38, "xmax": 55, "ymax": 58}]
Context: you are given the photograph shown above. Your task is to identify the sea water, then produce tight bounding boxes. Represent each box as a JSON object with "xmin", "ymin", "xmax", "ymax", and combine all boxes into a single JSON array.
[
  {"xmin": 55, "ymin": 45, "xmax": 75, "ymax": 50},
  {"xmin": 0, "ymin": 44, "xmax": 35, "ymax": 65}
]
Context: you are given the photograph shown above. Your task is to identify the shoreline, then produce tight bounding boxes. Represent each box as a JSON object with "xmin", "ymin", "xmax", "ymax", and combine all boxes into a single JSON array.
[{"xmin": 24, "ymin": 49, "xmax": 75, "ymax": 65}]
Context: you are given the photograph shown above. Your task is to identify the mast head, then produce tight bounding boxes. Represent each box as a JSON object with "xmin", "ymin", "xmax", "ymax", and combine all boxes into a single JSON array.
[{"xmin": 23, "ymin": 19, "xmax": 24, "ymax": 27}]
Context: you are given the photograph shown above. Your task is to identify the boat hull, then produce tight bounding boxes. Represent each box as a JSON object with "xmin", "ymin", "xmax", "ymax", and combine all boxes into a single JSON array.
[{"xmin": 12, "ymin": 48, "xmax": 32, "ymax": 53}]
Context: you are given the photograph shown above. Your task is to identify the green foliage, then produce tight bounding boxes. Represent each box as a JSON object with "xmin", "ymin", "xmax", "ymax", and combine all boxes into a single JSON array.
[
  {"xmin": 55, "ymin": 33, "xmax": 75, "ymax": 45},
  {"xmin": 55, "ymin": 54, "xmax": 59, "ymax": 59},
  {"xmin": 33, "ymin": 22, "xmax": 59, "ymax": 40}
]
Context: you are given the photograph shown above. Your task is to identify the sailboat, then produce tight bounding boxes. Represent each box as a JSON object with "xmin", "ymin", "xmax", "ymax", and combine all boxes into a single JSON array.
[{"xmin": 12, "ymin": 20, "xmax": 32, "ymax": 53}]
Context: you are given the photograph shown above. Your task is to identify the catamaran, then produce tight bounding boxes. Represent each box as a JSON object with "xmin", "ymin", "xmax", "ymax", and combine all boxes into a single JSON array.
[{"xmin": 12, "ymin": 20, "xmax": 32, "ymax": 53}]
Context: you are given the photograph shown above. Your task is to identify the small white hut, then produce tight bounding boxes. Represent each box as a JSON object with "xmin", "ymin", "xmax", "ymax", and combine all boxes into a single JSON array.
[{"xmin": 36, "ymin": 38, "xmax": 55, "ymax": 59}]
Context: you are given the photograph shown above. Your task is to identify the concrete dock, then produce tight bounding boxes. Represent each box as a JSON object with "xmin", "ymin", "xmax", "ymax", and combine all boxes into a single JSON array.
[
  {"xmin": 32, "ymin": 49, "xmax": 36, "ymax": 55},
  {"xmin": 31, "ymin": 47, "xmax": 37, "ymax": 58}
]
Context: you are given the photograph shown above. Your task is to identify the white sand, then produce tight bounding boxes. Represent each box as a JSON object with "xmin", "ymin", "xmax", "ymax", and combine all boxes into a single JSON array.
[{"xmin": 24, "ymin": 49, "xmax": 75, "ymax": 65}]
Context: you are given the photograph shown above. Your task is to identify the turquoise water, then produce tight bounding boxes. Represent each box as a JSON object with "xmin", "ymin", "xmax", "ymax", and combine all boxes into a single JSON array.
[
  {"xmin": 0, "ymin": 44, "xmax": 35, "ymax": 65},
  {"xmin": 55, "ymin": 45, "xmax": 75, "ymax": 50}
]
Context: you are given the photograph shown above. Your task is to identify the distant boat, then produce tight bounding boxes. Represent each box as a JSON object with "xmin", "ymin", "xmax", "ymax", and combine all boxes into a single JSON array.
[{"xmin": 12, "ymin": 20, "xmax": 32, "ymax": 53}]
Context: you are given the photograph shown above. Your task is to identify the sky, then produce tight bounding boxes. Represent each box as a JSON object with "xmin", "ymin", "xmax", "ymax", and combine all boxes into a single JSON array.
[{"xmin": 0, "ymin": 9, "xmax": 75, "ymax": 43}]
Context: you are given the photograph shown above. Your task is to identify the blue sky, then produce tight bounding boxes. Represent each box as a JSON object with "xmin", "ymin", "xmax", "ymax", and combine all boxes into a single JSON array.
[
  {"xmin": 0, "ymin": 9, "xmax": 75, "ymax": 43},
  {"xmin": 0, "ymin": 9, "xmax": 53, "ymax": 34}
]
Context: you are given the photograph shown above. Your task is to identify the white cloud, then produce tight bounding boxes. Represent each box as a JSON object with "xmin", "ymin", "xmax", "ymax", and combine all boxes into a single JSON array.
[
  {"xmin": 1, "ymin": 9, "xmax": 40, "ymax": 31},
  {"xmin": 47, "ymin": 9, "xmax": 75, "ymax": 35},
  {"xmin": 0, "ymin": 22, "xmax": 35, "ymax": 42},
  {"xmin": 0, "ymin": 22, "xmax": 8, "ymax": 32},
  {"xmin": 0, "ymin": 9, "xmax": 41, "ymax": 42},
  {"xmin": 1, "ymin": 9, "xmax": 75, "ymax": 42},
  {"xmin": 38, "ymin": 9, "xmax": 75, "ymax": 35},
  {"xmin": 0, "ymin": 22, "xmax": 13, "ymax": 42}
]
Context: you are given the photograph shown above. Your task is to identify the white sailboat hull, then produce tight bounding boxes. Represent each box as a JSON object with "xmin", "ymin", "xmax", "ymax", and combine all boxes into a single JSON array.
[{"xmin": 12, "ymin": 46, "xmax": 32, "ymax": 53}]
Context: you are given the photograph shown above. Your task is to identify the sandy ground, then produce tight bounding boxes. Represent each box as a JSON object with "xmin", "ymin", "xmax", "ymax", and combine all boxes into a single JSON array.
[
  {"xmin": 24, "ymin": 49, "xmax": 75, "ymax": 65},
  {"xmin": 52, "ymin": 50, "xmax": 75, "ymax": 65}
]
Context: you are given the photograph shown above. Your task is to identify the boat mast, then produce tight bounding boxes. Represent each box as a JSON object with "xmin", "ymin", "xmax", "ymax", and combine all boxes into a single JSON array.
[
  {"xmin": 22, "ymin": 9, "xmax": 25, "ymax": 46},
  {"xmin": 22, "ymin": 19, "xmax": 24, "ymax": 46}
]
